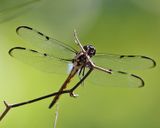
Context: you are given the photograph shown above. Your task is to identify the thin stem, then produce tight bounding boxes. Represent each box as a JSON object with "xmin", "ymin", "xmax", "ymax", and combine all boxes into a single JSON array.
[
  {"xmin": 53, "ymin": 105, "xmax": 59, "ymax": 128},
  {"xmin": 0, "ymin": 68, "xmax": 93, "ymax": 122},
  {"xmin": 0, "ymin": 101, "xmax": 11, "ymax": 121},
  {"xmin": 0, "ymin": 90, "xmax": 68, "ymax": 122}
]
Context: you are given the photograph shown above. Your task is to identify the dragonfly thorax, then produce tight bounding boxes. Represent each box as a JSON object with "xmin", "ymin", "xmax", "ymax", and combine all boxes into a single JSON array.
[
  {"xmin": 73, "ymin": 53, "xmax": 88, "ymax": 66},
  {"xmin": 72, "ymin": 45, "xmax": 96, "ymax": 67}
]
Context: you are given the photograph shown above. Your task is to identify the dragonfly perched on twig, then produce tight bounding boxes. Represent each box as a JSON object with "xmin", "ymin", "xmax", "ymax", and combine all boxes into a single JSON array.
[{"xmin": 0, "ymin": 26, "xmax": 156, "ymax": 122}]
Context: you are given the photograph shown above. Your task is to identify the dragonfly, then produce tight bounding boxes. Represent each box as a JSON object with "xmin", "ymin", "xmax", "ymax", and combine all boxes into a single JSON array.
[{"xmin": 8, "ymin": 26, "xmax": 156, "ymax": 109}]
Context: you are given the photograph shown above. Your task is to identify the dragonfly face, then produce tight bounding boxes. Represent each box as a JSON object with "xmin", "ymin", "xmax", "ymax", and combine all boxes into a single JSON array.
[{"xmin": 83, "ymin": 45, "xmax": 96, "ymax": 57}]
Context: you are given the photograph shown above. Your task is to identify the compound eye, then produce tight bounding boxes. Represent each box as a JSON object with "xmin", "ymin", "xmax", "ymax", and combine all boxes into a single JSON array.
[
  {"xmin": 83, "ymin": 45, "xmax": 96, "ymax": 56},
  {"xmin": 92, "ymin": 50, "xmax": 95, "ymax": 54},
  {"xmin": 83, "ymin": 45, "xmax": 88, "ymax": 51},
  {"xmin": 89, "ymin": 49, "xmax": 96, "ymax": 56}
]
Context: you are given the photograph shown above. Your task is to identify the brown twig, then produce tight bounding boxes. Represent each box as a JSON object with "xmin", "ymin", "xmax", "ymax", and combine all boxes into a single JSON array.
[
  {"xmin": 0, "ymin": 68, "xmax": 93, "ymax": 122},
  {"xmin": 0, "ymin": 101, "xmax": 11, "ymax": 121},
  {"xmin": 0, "ymin": 89, "xmax": 69, "ymax": 122},
  {"xmin": 0, "ymin": 29, "xmax": 95, "ymax": 123}
]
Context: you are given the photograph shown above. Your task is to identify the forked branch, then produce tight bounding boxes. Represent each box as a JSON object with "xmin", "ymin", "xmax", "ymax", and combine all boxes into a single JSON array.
[
  {"xmin": 0, "ymin": 89, "xmax": 69, "ymax": 122},
  {"xmin": 0, "ymin": 68, "xmax": 93, "ymax": 122},
  {"xmin": 0, "ymin": 101, "xmax": 11, "ymax": 121}
]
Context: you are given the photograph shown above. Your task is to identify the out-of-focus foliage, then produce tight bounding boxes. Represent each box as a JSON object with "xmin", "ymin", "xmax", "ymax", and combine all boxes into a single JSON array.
[
  {"xmin": 0, "ymin": 0, "xmax": 42, "ymax": 23},
  {"xmin": 0, "ymin": 0, "xmax": 159, "ymax": 128}
]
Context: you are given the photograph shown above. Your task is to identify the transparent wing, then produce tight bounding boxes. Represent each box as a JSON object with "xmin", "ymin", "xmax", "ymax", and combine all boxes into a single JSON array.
[
  {"xmin": 16, "ymin": 26, "xmax": 78, "ymax": 60},
  {"xmin": 85, "ymin": 67, "xmax": 144, "ymax": 88},
  {"xmin": 92, "ymin": 53, "xmax": 156, "ymax": 71},
  {"xmin": 9, "ymin": 47, "xmax": 73, "ymax": 74}
]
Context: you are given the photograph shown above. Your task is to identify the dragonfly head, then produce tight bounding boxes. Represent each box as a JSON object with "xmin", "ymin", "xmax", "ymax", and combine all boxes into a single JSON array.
[{"xmin": 83, "ymin": 45, "xmax": 96, "ymax": 57}]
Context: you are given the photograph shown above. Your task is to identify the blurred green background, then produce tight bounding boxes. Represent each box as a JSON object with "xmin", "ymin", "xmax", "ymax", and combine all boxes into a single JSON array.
[{"xmin": 0, "ymin": 0, "xmax": 159, "ymax": 128}]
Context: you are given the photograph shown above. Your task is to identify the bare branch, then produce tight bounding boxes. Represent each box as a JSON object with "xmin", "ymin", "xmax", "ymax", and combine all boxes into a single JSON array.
[
  {"xmin": 0, "ymin": 67, "xmax": 93, "ymax": 122},
  {"xmin": 0, "ymin": 90, "xmax": 69, "ymax": 122},
  {"xmin": 0, "ymin": 101, "xmax": 11, "ymax": 121}
]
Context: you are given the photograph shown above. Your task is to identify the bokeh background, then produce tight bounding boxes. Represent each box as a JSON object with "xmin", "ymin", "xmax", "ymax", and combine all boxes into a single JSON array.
[{"xmin": 0, "ymin": 0, "xmax": 159, "ymax": 128}]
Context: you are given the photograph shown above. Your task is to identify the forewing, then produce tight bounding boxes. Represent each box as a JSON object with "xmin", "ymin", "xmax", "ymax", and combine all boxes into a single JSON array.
[
  {"xmin": 92, "ymin": 53, "xmax": 156, "ymax": 71},
  {"xmin": 85, "ymin": 68, "xmax": 144, "ymax": 88},
  {"xmin": 16, "ymin": 26, "xmax": 77, "ymax": 60},
  {"xmin": 9, "ymin": 47, "xmax": 73, "ymax": 74}
]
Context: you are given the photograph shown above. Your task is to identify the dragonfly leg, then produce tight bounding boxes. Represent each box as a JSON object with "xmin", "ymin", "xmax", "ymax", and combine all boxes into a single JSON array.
[
  {"xmin": 78, "ymin": 67, "xmax": 83, "ymax": 80},
  {"xmin": 69, "ymin": 68, "xmax": 93, "ymax": 96},
  {"xmin": 81, "ymin": 67, "xmax": 86, "ymax": 86},
  {"xmin": 73, "ymin": 29, "xmax": 85, "ymax": 52},
  {"xmin": 93, "ymin": 64, "xmax": 112, "ymax": 74},
  {"xmin": 78, "ymin": 66, "xmax": 86, "ymax": 86}
]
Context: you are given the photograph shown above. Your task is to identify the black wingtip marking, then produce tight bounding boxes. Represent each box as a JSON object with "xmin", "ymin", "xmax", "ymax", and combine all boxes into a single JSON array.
[
  {"xmin": 30, "ymin": 49, "xmax": 38, "ymax": 53},
  {"xmin": 37, "ymin": 32, "xmax": 49, "ymax": 40},
  {"xmin": 44, "ymin": 53, "xmax": 47, "ymax": 56},
  {"xmin": 117, "ymin": 70, "xmax": 144, "ymax": 88},
  {"xmin": 120, "ymin": 55, "xmax": 125, "ymax": 58},
  {"xmin": 16, "ymin": 26, "xmax": 33, "ymax": 34},
  {"xmin": 120, "ymin": 55, "xmax": 136, "ymax": 58},
  {"xmin": 8, "ymin": 47, "xmax": 26, "ymax": 56},
  {"xmin": 37, "ymin": 31, "xmax": 44, "ymax": 36},
  {"xmin": 131, "ymin": 74, "xmax": 145, "ymax": 88},
  {"xmin": 141, "ymin": 56, "xmax": 156, "ymax": 68},
  {"xmin": 119, "ymin": 55, "xmax": 156, "ymax": 68},
  {"xmin": 127, "ymin": 55, "xmax": 135, "ymax": 57},
  {"xmin": 46, "ymin": 36, "xmax": 49, "ymax": 40},
  {"xmin": 118, "ymin": 71, "xmax": 127, "ymax": 74}
]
